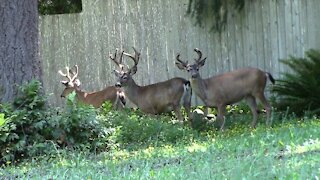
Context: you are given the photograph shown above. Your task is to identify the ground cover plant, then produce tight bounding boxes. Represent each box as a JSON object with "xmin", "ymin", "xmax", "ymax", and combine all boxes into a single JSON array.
[{"xmin": 1, "ymin": 116, "xmax": 319, "ymax": 179}]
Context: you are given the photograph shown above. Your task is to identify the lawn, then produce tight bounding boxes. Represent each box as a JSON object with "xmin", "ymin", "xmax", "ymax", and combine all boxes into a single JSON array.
[{"xmin": 1, "ymin": 116, "xmax": 319, "ymax": 179}]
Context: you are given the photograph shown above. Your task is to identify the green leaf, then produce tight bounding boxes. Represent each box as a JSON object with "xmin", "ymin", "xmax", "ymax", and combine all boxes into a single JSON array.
[
  {"xmin": 0, "ymin": 113, "xmax": 5, "ymax": 126},
  {"xmin": 66, "ymin": 91, "xmax": 77, "ymax": 105}
]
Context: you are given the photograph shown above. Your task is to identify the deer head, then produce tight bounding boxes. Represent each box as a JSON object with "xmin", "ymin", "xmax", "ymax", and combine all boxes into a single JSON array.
[
  {"xmin": 176, "ymin": 48, "xmax": 207, "ymax": 78},
  {"xmin": 58, "ymin": 65, "xmax": 81, "ymax": 98},
  {"xmin": 110, "ymin": 47, "xmax": 140, "ymax": 87}
]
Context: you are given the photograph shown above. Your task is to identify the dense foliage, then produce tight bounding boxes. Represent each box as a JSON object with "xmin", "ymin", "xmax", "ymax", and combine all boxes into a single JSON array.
[
  {"xmin": 38, "ymin": 0, "xmax": 82, "ymax": 15},
  {"xmin": 0, "ymin": 81, "xmax": 110, "ymax": 163},
  {"xmin": 187, "ymin": 0, "xmax": 250, "ymax": 32},
  {"xmin": 272, "ymin": 49, "xmax": 320, "ymax": 116},
  {"xmin": 0, "ymin": 80, "xmax": 49, "ymax": 163}
]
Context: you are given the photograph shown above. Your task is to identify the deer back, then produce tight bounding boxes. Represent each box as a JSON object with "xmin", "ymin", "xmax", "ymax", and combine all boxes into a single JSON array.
[
  {"xmin": 127, "ymin": 77, "xmax": 189, "ymax": 114},
  {"xmin": 199, "ymin": 68, "xmax": 269, "ymax": 105}
]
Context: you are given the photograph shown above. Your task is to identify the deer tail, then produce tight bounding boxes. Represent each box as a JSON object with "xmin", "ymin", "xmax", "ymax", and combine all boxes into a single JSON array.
[
  {"xmin": 181, "ymin": 80, "xmax": 192, "ymax": 107},
  {"xmin": 266, "ymin": 72, "xmax": 275, "ymax": 84}
]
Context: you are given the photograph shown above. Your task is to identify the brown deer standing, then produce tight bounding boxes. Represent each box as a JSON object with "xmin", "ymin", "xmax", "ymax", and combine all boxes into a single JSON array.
[
  {"xmin": 175, "ymin": 48, "xmax": 275, "ymax": 130},
  {"xmin": 110, "ymin": 47, "xmax": 192, "ymax": 122},
  {"xmin": 58, "ymin": 65, "xmax": 125, "ymax": 109}
]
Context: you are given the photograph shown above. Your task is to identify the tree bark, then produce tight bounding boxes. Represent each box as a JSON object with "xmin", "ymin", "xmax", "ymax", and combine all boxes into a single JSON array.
[{"xmin": 0, "ymin": 0, "xmax": 42, "ymax": 103}]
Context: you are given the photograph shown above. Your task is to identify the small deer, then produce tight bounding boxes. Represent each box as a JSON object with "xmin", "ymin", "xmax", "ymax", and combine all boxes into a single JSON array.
[
  {"xmin": 175, "ymin": 48, "xmax": 275, "ymax": 130},
  {"xmin": 58, "ymin": 65, "xmax": 125, "ymax": 109},
  {"xmin": 110, "ymin": 47, "xmax": 192, "ymax": 122}
]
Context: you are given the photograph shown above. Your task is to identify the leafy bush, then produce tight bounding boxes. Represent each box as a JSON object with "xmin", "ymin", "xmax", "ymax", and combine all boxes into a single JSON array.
[
  {"xmin": 0, "ymin": 81, "xmax": 118, "ymax": 164},
  {"xmin": 0, "ymin": 80, "xmax": 50, "ymax": 164},
  {"xmin": 49, "ymin": 93, "xmax": 116, "ymax": 152},
  {"xmin": 271, "ymin": 49, "xmax": 320, "ymax": 116}
]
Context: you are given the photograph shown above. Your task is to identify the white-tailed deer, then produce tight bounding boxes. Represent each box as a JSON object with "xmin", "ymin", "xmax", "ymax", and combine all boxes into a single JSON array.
[
  {"xmin": 110, "ymin": 47, "xmax": 192, "ymax": 122},
  {"xmin": 176, "ymin": 48, "xmax": 275, "ymax": 130},
  {"xmin": 58, "ymin": 65, "xmax": 125, "ymax": 109}
]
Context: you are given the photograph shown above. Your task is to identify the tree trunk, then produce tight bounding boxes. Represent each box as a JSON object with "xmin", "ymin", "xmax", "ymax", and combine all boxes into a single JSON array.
[{"xmin": 0, "ymin": 0, "xmax": 42, "ymax": 103}]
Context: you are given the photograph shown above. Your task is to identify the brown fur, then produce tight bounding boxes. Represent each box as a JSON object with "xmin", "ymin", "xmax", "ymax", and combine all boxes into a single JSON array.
[
  {"xmin": 61, "ymin": 85, "xmax": 125, "ymax": 109},
  {"xmin": 176, "ymin": 49, "xmax": 274, "ymax": 130},
  {"xmin": 111, "ymin": 48, "xmax": 192, "ymax": 122},
  {"xmin": 122, "ymin": 77, "xmax": 190, "ymax": 116},
  {"xmin": 59, "ymin": 65, "xmax": 125, "ymax": 109}
]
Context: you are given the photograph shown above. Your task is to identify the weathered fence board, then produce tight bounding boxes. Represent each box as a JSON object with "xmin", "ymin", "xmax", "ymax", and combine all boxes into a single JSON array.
[{"xmin": 40, "ymin": 0, "xmax": 320, "ymax": 106}]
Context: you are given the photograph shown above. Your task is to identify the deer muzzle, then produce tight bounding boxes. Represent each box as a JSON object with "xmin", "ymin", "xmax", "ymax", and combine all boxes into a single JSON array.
[{"xmin": 115, "ymin": 82, "xmax": 122, "ymax": 88}]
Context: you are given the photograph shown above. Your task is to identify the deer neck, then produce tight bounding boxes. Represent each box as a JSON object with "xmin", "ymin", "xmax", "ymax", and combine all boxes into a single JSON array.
[
  {"xmin": 122, "ymin": 78, "xmax": 141, "ymax": 105},
  {"xmin": 190, "ymin": 76, "xmax": 208, "ymax": 101},
  {"xmin": 74, "ymin": 88, "xmax": 88, "ymax": 102}
]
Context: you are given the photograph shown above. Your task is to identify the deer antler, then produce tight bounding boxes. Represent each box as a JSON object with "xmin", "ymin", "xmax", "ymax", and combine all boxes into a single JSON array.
[
  {"xmin": 58, "ymin": 66, "xmax": 72, "ymax": 81},
  {"xmin": 58, "ymin": 65, "xmax": 78, "ymax": 82},
  {"xmin": 70, "ymin": 65, "xmax": 79, "ymax": 82},
  {"xmin": 109, "ymin": 48, "xmax": 125, "ymax": 69},
  {"xmin": 194, "ymin": 48, "xmax": 207, "ymax": 64},
  {"xmin": 175, "ymin": 53, "xmax": 188, "ymax": 67},
  {"xmin": 123, "ymin": 47, "xmax": 140, "ymax": 71}
]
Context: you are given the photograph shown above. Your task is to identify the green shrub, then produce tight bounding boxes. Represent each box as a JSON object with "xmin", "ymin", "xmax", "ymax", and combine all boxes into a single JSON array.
[
  {"xmin": 0, "ymin": 80, "xmax": 50, "ymax": 164},
  {"xmin": 49, "ymin": 93, "xmax": 116, "ymax": 152},
  {"xmin": 272, "ymin": 49, "xmax": 320, "ymax": 116},
  {"xmin": 0, "ymin": 81, "xmax": 118, "ymax": 164}
]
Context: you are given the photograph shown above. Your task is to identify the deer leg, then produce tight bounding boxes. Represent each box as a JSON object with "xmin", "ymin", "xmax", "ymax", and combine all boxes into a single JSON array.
[
  {"xmin": 257, "ymin": 93, "xmax": 272, "ymax": 126},
  {"xmin": 173, "ymin": 106, "xmax": 184, "ymax": 122},
  {"xmin": 112, "ymin": 96, "xmax": 119, "ymax": 110},
  {"xmin": 246, "ymin": 95, "xmax": 258, "ymax": 128},
  {"xmin": 203, "ymin": 106, "xmax": 209, "ymax": 117},
  {"xmin": 217, "ymin": 105, "xmax": 226, "ymax": 131},
  {"xmin": 202, "ymin": 100, "xmax": 211, "ymax": 117},
  {"xmin": 183, "ymin": 101, "xmax": 192, "ymax": 124}
]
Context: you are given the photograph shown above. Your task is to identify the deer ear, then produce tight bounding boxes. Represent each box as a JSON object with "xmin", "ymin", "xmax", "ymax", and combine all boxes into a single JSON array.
[
  {"xmin": 129, "ymin": 66, "xmax": 137, "ymax": 75},
  {"xmin": 61, "ymin": 80, "xmax": 69, "ymax": 86},
  {"xmin": 113, "ymin": 69, "xmax": 120, "ymax": 77},
  {"xmin": 175, "ymin": 62, "xmax": 186, "ymax": 70},
  {"xmin": 74, "ymin": 79, "xmax": 81, "ymax": 87}
]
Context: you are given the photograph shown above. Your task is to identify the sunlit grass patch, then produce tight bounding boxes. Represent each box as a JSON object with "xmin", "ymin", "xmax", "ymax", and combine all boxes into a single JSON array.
[{"xmin": 284, "ymin": 138, "xmax": 320, "ymax": 156}]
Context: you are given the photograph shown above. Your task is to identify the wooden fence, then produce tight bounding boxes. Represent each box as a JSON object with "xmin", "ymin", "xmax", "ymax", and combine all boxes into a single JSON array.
[{"xmin": 40, "ymin": 0, "xmax": 320, "ymax": 106}]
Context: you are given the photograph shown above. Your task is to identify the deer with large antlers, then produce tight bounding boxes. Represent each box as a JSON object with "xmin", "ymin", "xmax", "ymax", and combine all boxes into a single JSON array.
[
  {"xmin": 110, "ymin": 47, "xmax": 192, "ymax": 122},
  {"xmin": 58, "ymin": 65, "xmax": 126, "ymax": 109},
  {"xmin": 176, "ymin": 48, "xmax": 275, "ymax": 130}
]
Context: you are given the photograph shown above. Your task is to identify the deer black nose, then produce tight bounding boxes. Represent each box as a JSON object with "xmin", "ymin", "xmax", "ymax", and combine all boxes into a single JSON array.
[
  {"xmin": 115, "ymin": 82, "xmax": 122, "ymax": 88},
  {"xmin": 191, "ymin": 74, "xmax": 198, "ymax": 78},
  {"xmin": 60, "ymin": 95, "xmax": 65, "ymax": 98}
]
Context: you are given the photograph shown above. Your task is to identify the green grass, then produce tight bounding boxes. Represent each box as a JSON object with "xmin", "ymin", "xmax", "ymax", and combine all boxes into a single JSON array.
[{"xmin": 1, "ymin": 116, "xmax": 320, "ymax": 179}]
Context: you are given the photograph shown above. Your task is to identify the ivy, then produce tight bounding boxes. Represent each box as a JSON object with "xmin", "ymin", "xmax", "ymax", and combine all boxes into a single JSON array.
[{"xmin": 187, "ymin": 0, "xmax": 249, "ymax": 33}]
